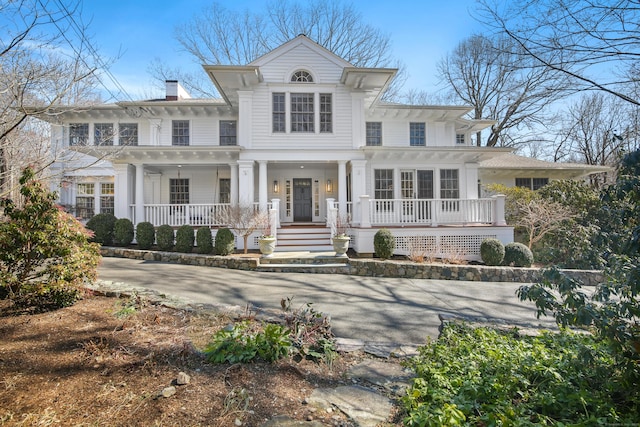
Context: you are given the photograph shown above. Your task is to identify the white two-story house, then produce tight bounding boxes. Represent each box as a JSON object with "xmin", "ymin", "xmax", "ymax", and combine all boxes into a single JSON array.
[{"xmin": 44, "ymin": 35, "xmax": 522, "ymax": 258}]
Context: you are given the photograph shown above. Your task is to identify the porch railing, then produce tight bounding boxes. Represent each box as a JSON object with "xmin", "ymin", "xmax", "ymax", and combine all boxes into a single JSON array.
[
  {"xmin": 140, "ymin": 203, "xmax": 231, "ymax": 227},
  {"xmin": 368, "ymin": 198, "xmax": 495, "ymax": 226}
]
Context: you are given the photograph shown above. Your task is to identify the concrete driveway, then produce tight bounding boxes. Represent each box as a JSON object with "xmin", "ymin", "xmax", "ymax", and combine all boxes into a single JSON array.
[{"xmin": 98, "ymin": 257, "xmax": 556, "ymax": 344}]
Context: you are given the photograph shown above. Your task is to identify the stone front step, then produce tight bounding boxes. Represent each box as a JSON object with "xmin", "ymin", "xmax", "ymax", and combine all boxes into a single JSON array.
[{"xmin": 259, "ymin": 252, "xmax": 348, "ymax": 265}]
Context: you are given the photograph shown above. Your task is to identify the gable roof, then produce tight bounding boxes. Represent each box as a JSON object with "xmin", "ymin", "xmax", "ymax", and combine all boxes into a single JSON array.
[{"xmin": 249, "ymin": 34, "xmax": 353, "ymax": 68}]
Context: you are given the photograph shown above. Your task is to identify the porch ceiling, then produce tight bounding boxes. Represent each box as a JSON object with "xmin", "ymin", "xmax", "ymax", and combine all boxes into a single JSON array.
[
  {"xmin": 362, "ymin": 146, "xmax": 512, "ymax": 163},
  {"xmin": 71, "ymin": 145, "xmax": 242, "ymax": 165}
]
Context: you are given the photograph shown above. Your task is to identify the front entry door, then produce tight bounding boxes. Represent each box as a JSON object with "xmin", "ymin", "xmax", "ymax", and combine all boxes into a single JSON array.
[
  {"xmin": 293, "ymin": 178, "xmax": 312, "ymax": 222},
  {"xmin": 401, "ymin": 170, "xmax": 434, "ymax": 222}
]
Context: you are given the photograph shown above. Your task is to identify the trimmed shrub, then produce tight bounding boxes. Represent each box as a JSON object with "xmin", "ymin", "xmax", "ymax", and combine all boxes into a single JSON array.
[
  {"xmin": 135, "ymin": 222, "xmax": 155, "ymax": 249},
  {"xmin": 374, "ymin": 228, "xmax": 395, "ymax": 260},
  {"xmin": 113, "ymin": 218, "xmax": 134, "ymax": 246},
  {"xmin": 503, "ymin": 242, "xmax": 534, "ymax": 267},
  {"xmin": 215, "ymin": 227, "xmax": 235, "ymax": 256},
  {"xmin": 480, "ymin": 238, "xmax": 505, "ymax": 266},
  {"xmin": 85, "ymin": 213, "xmax": 117, "ymax": 245},
  {"xmin": 196, "ymin": 227, "xmax": 213, "ymax": 254},
  {"xmin": 175, "ymin": 224, "xmax": 194, "ymax": 253},
  {"xmin": 156, "ymin": 224, "xmax": 174, "ymax": 251}
]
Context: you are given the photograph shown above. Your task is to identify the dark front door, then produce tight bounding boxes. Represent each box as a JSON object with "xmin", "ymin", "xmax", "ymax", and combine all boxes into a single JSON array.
[{"xmin": 293, "ymin": 178, "xmax": 312, "ymax": 222}]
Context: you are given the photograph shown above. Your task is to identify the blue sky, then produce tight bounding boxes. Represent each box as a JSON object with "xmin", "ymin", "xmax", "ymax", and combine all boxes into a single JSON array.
[{"xmin": 78, "ymin": 0, "xmax": 485, "ymax": 100}]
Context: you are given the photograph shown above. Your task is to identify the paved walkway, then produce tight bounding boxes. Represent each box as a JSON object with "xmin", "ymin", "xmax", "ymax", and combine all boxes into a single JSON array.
[{"xmin": 97, "ymin": 257, "xmax": 556, "ymax": 345}]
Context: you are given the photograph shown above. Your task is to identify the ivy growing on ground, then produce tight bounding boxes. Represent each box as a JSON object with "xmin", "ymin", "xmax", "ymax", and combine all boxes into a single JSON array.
[
  {"xmin": 0, "ymin": 168, "xmax": 101, "ymax": 310},
  {"xmin": 403, "ymin": 323, "xmax": 639, "ymax": 426}
]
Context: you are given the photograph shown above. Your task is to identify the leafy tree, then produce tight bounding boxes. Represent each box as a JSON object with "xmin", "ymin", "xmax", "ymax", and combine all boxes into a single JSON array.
[
  {"xmin": 518, "ymin": 150, "xmax": 640, "ymax": 385},
  {"xmin": 0, "ymin": 167, "xmax": 100, "ymax": 309}
]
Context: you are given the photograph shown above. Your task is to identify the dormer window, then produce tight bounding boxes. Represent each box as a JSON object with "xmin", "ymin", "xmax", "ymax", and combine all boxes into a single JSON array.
[{"xmin": 291, "ymin": 70, "xmax": 313, "ymax": 83}]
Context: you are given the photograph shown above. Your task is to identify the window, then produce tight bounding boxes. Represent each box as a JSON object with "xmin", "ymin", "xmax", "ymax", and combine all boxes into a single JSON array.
[
  {"xmin": 291, "ymin": 93, "xmax": 314, "ymax": 132},
  {"xmin": 94, "ymin": 123, "xmax": 114, "ymax": 146},
  {"xmin": 516, "ymin": 177, "xmax": 549, "ymax": 190},
  {"xmin": 69, "ymin": 123, "xmax": 89, "ymax": 146},
  {"xmin": 119, "ymin": 123, "xmax": 138, "ymax": 146},
  {"xmin": 319, "ymin": 93, "xmax": 332, "ymax": 133},
  {"xmin": 172, "ymin": 120, "xmax": 189, "ymax": 146},
  {"xmin": 410, "ymin": 122, "xmax": 425, "ymax": 146},
  {"xmin": 220, "ymin": 120, "xmax": 237, "ymax": 146},
  {"xmin": 374, "ymin": 169, "xmax": 394, "ymax": 200},
  {"xmin": 456, "ymin": 133, "xmax": 465, "ymax": 145},
  {"xmin": 291, "ymin": 70, "xmax": 313, "ymax": 82},
  {"xmin": 100, "ymin": 183, "xmax": 114, "ymax": 214},
  {"xmin": 170, "ymin": 178, "xmax": 189, "ymax": 205},
  {"xmin": 272, "ymin": 92, "xmax": 286, "ymax": 133},
  {"xmin": 219, "ymin": 178, "xmax": 230, "ymax": 203},
  {"xmin": 440, "ymin": 169, "xmax": 459, "ymax": 199},
  {"xmin": 76, "ymin": 183, "xmax": 94, "ymax": 219},
  {"xmin": 366, "ymin": 122, "xmax": 382, "ymax": 146}
]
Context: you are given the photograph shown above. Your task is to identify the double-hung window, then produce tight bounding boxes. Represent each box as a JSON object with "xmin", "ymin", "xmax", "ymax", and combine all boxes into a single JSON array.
[
  {"xmin": 100, "ymin": 183, "xmax": 114, "ymax": 214},
  {"xmin": 366, "ymin": 122, "xmax": 382, "ymax": 146},
  {"xmin": 290, "ymin": 93, "xmax": 314, "ymax": 132},
  {"xmin": 172, "ymin": 120, "xmax": 189, "ymax": 146},
  {"xmin": 374, "ymin": 169, "xmax": 394, "ymax": 200},
  {"xmin": 440, "ymin": 169, "xmax": 460, "ymax": 211},
  {"xmin": 410, "ymin": 122, "xmax": 425, "ymax": 146},
  {"xmin": 272, "ymin": 93, "xmax": 286, "ymax": 133},
  {"xmin": 319, "ymin": 93, "xmax": 332, "ymax": 133},
  {"xmin": 69, "ymin": 123, "xmax": 89, "ymax": 146},
  {"xmin": 220, "ymin": 120, "xmax": 237, "ymax": 146},
  {"xmin": 94, "ymin": 123, "xmax": 114, "ymax": 146},
  {"xmin": 76, "ymin": 183, "xmax": 94, "ymax": 219},
  {"xmin": 170, "ymin": 178, "xmax": 189, "ymax": 205},
  {"xmin": 119, "ymin": 123, "xmax": 138, "ymax": 146}
]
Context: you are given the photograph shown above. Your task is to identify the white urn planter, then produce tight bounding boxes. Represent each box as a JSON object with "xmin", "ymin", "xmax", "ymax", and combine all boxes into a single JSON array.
[
  {"xmin": 332, "ymin": 235, "xmax": 350, "ymax": 257},
  {"xmin": 258, "ymin": 236, "xmax": 277, "ymax": 257}
]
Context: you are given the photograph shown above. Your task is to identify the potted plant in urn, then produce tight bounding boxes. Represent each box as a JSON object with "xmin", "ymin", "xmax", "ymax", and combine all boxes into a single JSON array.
[
  {"xmin": 332, "ymin": 213, "xmax": 351, "ymax": 257},
  {"xmin": 257, "ymin": 211, "xmax": 277, "ymax": 257}
]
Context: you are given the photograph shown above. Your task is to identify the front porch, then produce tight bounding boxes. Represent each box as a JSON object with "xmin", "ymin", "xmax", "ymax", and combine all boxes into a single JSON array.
[{"xmin": 127, "ymin": 195, "xmax": 510, "ymax": 260}]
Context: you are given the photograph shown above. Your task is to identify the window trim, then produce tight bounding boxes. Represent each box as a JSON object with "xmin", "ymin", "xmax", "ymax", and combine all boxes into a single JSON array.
[
  {"xmin": 272, "ymin": 92, "xmax": 286, "ymax": 133},
  {"xmin": 290, "ymin": 92, "xmax": 315, "ymax": 133},
  {"xmin": 291, "ymin": 70, "xmax": 314, "ymax": 83},
  {"xmin": 366, "ymin": 122, "xmax": 382, "ymax": 146},
  {"xmin": 219, "ymin": 120, "xmax": 237, "ymax": 146},
  {"xmin": 172, "ymin": 120, "xmax": 190, "ymax": 146},
  {"xmin": 94, "ymin": 123, "xmax": 114, "ymax": 146},
  {"xmin": 410, "ymin": 122, "xmax": 426, "ymax": 146},
  {"xmin": 119, "ymin": 123, "xmax": 138, "ymax": 146},
  {"xmin": 319, "ymin": 93, "xmax": 332, "ymax": 133},
  {"xmin": 69, "ymin": 123, "xmax": 89, "ymax": 146}
]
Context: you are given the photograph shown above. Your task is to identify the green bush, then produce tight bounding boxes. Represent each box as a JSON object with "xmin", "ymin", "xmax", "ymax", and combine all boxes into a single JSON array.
[
  {"xmin": 85, "ymin": 213, "xmax": 117, "ymax": 245},
  {"xmin": 113, "ymin": 218, "xmax": 134, "ymax": 246},
  {"xmin": 204, "ymin": 321, "xmax": 292, "ymax": 363},
  {"xmin": 175, "ymin": 224, "xmax": 194, "ymax": 253},
  {"xmin": 503, "ymin": 242, "xmax": 534, "ymax": 267},
  {"xmin": 373, "ymin": 228, "xmax": 395, "ymax": 259},
  {"xmin": 0, "ymin": 168, "xmax": 100, "ymax": 310},
  {"xmin": 135, "ymin": 222, "xmax": 155, "ymax": 249},
  {"xmin": 403, "ymin": 323, "xmax": 639, "ymax": 426},
  {"xmin": 196, "ymin": 227, "xmax": 213, "ymax": 254},
  {"xmin": 215, "ymin": 227, "xmax": 235, "ymax": 255},
  {"xmin": 156, "ymin": 224, "xmax": 174, "ymax": 251},
  {"xmin": 480, "ymin": 238, "xmax": 505, "ymax": 266}
]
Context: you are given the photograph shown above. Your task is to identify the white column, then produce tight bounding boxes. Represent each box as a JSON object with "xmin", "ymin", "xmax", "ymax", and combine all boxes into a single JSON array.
[
  {"xmin": 229, "ymin": 162, "xmax": 239, "ymax": 205},
  {"xmin": 493, "ymin": 194, "xmax": 507, "ymax": 226},
  {"xmin": 237, "ymin": 160, "xmax": 255, "ymax": 206},
  {"xmin": 149, "ymin": 119, "xmax": 162, "ymax": 146},
  {"xmin": 350, "ymin": 160, "xmax": 367, "ymax": 226},
  {"xmin": 135, "ymin": 164, "xmax": 145, "ymax": 224},
  {"xmin": 338, "ymin": 161, "xmax": 347, "ymax": 215},
  {"xmin": 93, "ymin": 182, "xmax": 100, "ymax": 216},
  {"xmin": 464, "ymin": 163, "xmax": 479, "ymax": 199},
  {"xmin": 113, "ymin": 163, "xmax": 132, "ymax": 220},
  {"xmin": 258, "ymin": 161, "xmax": 268, "ymax": 211},
  {"xmin": 360, "ymin": 195, "xmax": 371, "ymax": 228}
]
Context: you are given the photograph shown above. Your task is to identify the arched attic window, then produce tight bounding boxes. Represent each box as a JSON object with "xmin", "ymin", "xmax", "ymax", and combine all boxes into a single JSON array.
[{"xmin": 291, "ymin": 70, "xmax": 313, "ymax": 83}]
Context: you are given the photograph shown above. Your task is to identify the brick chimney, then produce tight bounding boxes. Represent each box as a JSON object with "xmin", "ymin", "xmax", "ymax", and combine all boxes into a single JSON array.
[{"xmin": 165, "ymin": 80, "xmax": 191, "ymax": 101}]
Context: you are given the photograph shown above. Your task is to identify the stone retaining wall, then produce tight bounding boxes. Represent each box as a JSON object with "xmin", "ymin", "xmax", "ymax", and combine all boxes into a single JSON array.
[{"xmin": 100, "ymin": 247, "xmax": 604, "ymax": 285}]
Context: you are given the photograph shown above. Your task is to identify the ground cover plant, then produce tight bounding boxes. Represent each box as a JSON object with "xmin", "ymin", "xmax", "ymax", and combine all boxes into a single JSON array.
[{"xmin": 403, "ymin": 323, "xmax": 640, "ymax": 426}]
